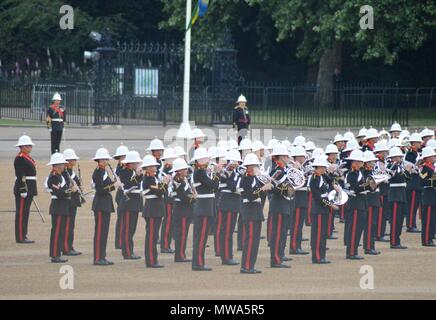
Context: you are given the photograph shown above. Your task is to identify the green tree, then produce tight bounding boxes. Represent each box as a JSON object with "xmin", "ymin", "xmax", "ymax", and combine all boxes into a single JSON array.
[
  {"xmin": 161, "ymin": 0, "xmax": 436, "ymax": 104},
  {"xmin": 0, "ymin": 0, "xmax": 128, "ymax": 70}
]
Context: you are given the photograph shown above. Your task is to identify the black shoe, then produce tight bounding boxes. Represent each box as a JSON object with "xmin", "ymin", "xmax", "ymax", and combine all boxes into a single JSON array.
[
  {"xmin": 301, "ymin": 238, "xmax": 309, "ymax": 241},
  {"xmin": 63, "ymin": 250, "xmax": 81, "ymax": 256},
  {"xmin": 254, "ymin": 269, "xmax": 262, "ymax": 273},
  {"xmin": 364, "ymin": 250, "xmax": 381, "ymax": 255},
  {"xmin": 237, "ymin": 247, "xmax": 242, "ymax": 251},
  {"xmin": 271, "ymin": 263, "xmax": 291, "ymax": 269},
  {"xmin": 192, "ymin": 266, "xmax": 212, "ymax": 271},
  {"xmin": 327, "ymin": 236, "xmax": 338, "ymax": 240},
  {"xmin": 222, "ymin": 259, "xmax": 239, "ymax": 266},
  {"xmin": 313, "ymin": 259, "xmax": 331, "ymax": 264},
  {"xmin": 289, "ymin": 249, "xmax": 309, "ymax": 255},
  {"xmin": 390, "ymin": 245, "xmax": 408, "ymax": 249},
  {"xmin": 376, "ymin": 237, "xmax": 390, "ymax": 242},
  {"xmin": 161, "ymin": 248, "xmax": 175, "ymax": 254},
  {"xmin": 147, "ymin": 264, "xmax": 164, "ymax": 268},
  {"xmin": 17, "ymin": 238, "xmax": 34, "ymax": 244},
  {"xmin": 281, "ymin": 256, "xmax": 293, "ymax": 262},
  {"xmin": 104, "ymin": 259, "xmax": 114, "ymax": 265},
  {"xmin": 346, "ymin": 255, "xmax": 364, "ymax": 260},
  {"xmin": 94, "ymin": 259, "xmax": 111, "ymax": 266},
  {"xmin": 422, "ymin": 243, "xmax": 436, "ymax": 247},
  {"xmin": 124, "ymin": 254, "xmax": 142, "ymax": 260},
  {"xmin": 175, "ymin": 258, "xmax": 192, "ymax": 263},
  {"xmin": 406, "ymin": 227, "xmax": 420, "ymax": 233},
  {"xmin": 240, "ymin": 268, "xmax": 256, "ymax": 274},
  {"xmin": 260, "ymin": 236, "xmax": 265, "ymax": 240},
  {"xmin": 51, "ymin": 257, "xmax": 68, "ymax": 263}
]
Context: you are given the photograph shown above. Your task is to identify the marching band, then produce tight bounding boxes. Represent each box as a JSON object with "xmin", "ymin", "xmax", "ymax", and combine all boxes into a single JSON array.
[{"xmin": 12, "ymin": 119, "xmax": 436, "ymax": 274}]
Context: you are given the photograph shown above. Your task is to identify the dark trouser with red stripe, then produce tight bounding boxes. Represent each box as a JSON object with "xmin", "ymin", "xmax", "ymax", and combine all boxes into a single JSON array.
[
  {"xmin": 267, "ymin": 211, "xmax": 273, "ymax": 245},
  {"xmin": 93, "ymin": 211, "xmax": 110, "ymax": 262},
  {"xmin": 121, "ymin": 211, "xmax": 139, "ymax": 258},
  {"xmin": 50, "ymin": 130, "xmax": 62, "ymax": 154},
  {"xmin": 15, "ymin": 195, "xmax": 33, "ymax": 242},
  {"xmin": 375, "ymin": 195, "xmax": 389, "ymax": 240},
  {"xmin": 62, "ymin": 206, "xmax": 77, "ymax": 254},
  {"xmin": 214, "ymin": 209, "xmax": 224, "ymax": 256},
  {"xmin": 289, "ymin": 207, "xmax": 306, "ymax": 252},
  {"xmin": 270, "ymin": 212, "xmax": 289, "ymax": 265},
  {"xmin": 389, "ymin": 201, "xmax": 405, "ymax": 246},
  {"xmin": 192, "ymin": 216, "xmax": 211, "ymax": 268},
  {"xmin": 114, "ymin": 209, "xmax": 123, "ymax": 249},
  {"xmin": 241, "ymin": 220, "xmax": 262, "ymax": 270},
  {"xmin": 306, "ymin": 192, "xmax": 312, "ymax": 226},
  {"xmin": 364, "ymin": 206, "xmax": 377, "ymax": 251},
  {"xmin": 346, "ymin": 209, "xmax": 365, "ymax": 257},
  {"xmin": 327, "ymin": 207, "xmax": 335, "ymax": 237},
  {"xmin": 219, "ymin": 210, "xmax": 238, "ymax": 261},
  {"xmin": 160, "ymin": 203, "xmax": 173, "ymax": 250},
  {"xmin": 406, "ymin": 190, "xmax": 421, "ymax": 229},
  {"xmin": 50, "ymin": 214, "xmax": 67, "ymax": 258},
  {"xmin": 311, "ymin": 213, "xmax": 328, "ymax": 263},
  {"xmin": 237, "ymin": 213, "xmax": 244, "ymax": 250},
  {"xmin": 145, "ymin": 217, "xmax": 162, "ymax": 266},
  {"xmin": 174, "ymin": 216, "xmax": 191, "ymax": 261},
  {"xmin": 421, "ymin": 205, "xmax": 435, "ymax": 245},
  {"xmin": 344, "ymin": 205, "xmax": 351, "ymax": 246},
  {"xmin": 340, "ymin": 205, "xmax": 345, "ymax": 222}
]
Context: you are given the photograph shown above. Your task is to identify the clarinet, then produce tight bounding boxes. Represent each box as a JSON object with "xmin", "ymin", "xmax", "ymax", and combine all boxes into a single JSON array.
[{"xmin": 65, "ymin": 169, "xmax": 86, "ymax": 204}]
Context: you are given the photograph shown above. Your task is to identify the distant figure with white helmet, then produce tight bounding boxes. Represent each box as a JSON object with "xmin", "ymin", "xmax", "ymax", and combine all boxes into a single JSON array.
[
  {"xmin": 46, "ymin": 152, "xmax": 73, "ymax": 263},
  {"xmin": 232, "ymin": 94, "xmax": 250, "ymax": 145},
  {"xmin": 239, "ymin": 153, "xmax": 272, "ymax": 274},
  {"xmin": 373, "ymin": 140, "xmax": 390, "ymax": 242},
  {"xmin": 14, "ymin": 134, "xmax": 37, "ymax": 244},
  {"xmin": 419, "ymin": 147, "xmax": 436, "ymax": 247},
  {"xmin": 386, "ymin": 147, "xmax": 413, "ymax": 250},
  {"xmin": 160, "ymin": 148, "xmax": 178, "ymax": 254},
  {"xmin": 46, "ymin": 92, "xmax": 66, "ymax": 154},
  {"xmin": 171, "ymin": 158, "xmax": 197, "ymax": 262},
  {"xmin": 61, "ymin": 148, "xmax": 83, "ymax": 256},
  {"xmin": 191, "ymin": 147, "xmax": 221, "ymax": 271},
  {"xmin": 118, "ymin": 151, "xmax": 143, "ymax": 261},
  {"xmin": 404, "ymin": 133, "xmax": 423, "ymax": 233},
  {"xmin": 141, "ymin": 155, "xmax": 171, "ymax": 268},
  {"xmin": 91, "ymin": 147, "xmax": 118, "ymax": 266},
  {"xmin": 112, "ymin": 144, "xmax": 129, "ymax": 250}
]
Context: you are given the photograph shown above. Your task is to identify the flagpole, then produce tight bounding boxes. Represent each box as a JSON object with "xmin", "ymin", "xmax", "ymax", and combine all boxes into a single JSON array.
[{"xmin": 177, "ymin": 0, "xmax": 193, "ymax": 139}]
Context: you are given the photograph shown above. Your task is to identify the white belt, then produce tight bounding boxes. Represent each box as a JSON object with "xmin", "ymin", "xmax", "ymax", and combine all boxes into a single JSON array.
[
  {"xmin": 243, "ymin": 198, "xmax": 261, "ymax": 203},
  {"xmin": 144, "ymin": 195, "xmax": 159, "ymax": 199},
  {"xmin": 219, "ymin": 183, "xmax": 227, "ymax": 188},
  {"xmin": 284, "ymin": 196, "xmax": 291, "ymax": 201},
  {"xmin": 196, "ymin": 194, "xmax": 215, "ymax": 198},
  {"xmin": 296, "ymin": 187, "xmax": 308, "ymax": 192},
  {"xmin": 390, "ymin": 183, "xmax": 407, "ymax": 187},
  {"xmin": 221, "ymin": 190, "xmax": 240, "ymax": 194},
  {"xmin": 16, "ymin": 176, "xmax": 37, "ymax": 180},
  {"xmin": 51, "ymin": 196, "xmax": 58, "ymax": 199},
  {"xmin": 359, "ymin": 191, "xmax": 369, "ymax": 195},
  {"xmin": 127, "ymin": 190, "xmax": 141, "ymax": 194},
  {"xmin": 170, "ymin": 192, "xmax": 177, "ymax": 197},
  {"xmin": 321, "ymin": 193, "xmax": 328, "ymax": 198},
  {"xmin": 51, "ymin": 118, "xmax": 64, "ymax": 122},
  {"xmin": 175, "ymin": 198, "xmax": 182, "ymax": 202},
  {"xmin": 193, "ymin": 183, "xmax": 202, "ymax": 187}
]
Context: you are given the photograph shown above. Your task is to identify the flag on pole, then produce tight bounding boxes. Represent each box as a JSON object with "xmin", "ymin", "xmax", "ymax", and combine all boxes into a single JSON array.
[{"xmin": 186, "ymin": 0, "xmax": 210, "ymax": 31}]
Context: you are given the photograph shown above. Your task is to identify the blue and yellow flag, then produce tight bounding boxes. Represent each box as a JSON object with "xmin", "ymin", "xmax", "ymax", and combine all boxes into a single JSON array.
[{"xmin": 187, "ymin": 0, "xmax": 210, "ymax": 31}]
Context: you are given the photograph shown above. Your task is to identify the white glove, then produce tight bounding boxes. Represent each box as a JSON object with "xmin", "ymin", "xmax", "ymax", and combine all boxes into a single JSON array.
[
  {"xmin": 20, "ymin": 192, "xmax": 28, "ymax": 199},
  {"xmin": 49, "ymin": 128, "xmax": 52, "ymax": 132}
]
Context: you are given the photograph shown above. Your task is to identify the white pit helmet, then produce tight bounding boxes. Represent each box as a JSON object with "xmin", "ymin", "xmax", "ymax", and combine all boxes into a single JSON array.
[
  {"xmin": 93, "ymin": 147, "xmax": 112, "ymax": 160},
  {"xmin": 291, "ymin": 145, "xmax": 306, "ymax": 157},
  {"xmin": 421, "ymin": 146, "xmax": 436, "ymax": 159},
  {"xmin": 293, "ymin": 135, "xmax": 306, "ymax": 146},
  {"xmin": 191, "ymin": 147, "xmax": 210, "ymax": 162},
  {"xmin": 242, "ymin": 153, "xmax": 261, "ymax": 166},
  {"xmin": 236, "ymin": 94, "xmax": 247, "ymax": 104},
  {"xmin": 363, "ymin": 151, "xmax": 377, "ymax": 163},
  {"xmin": 190, "ymin": 128, "xmax": 205, "ymax": 139},
  {"xmin": 239, "ymin": 138, "xmax": 252, "ymax": 151},
  {"xmin": 357, "ymin": 127, "xmax": 367, "ymax": 139},
  {"xmin": 174, "ymin": 146, "xmax": 187, "ymax": 157},
  {"xmin": 15, "ymin": 134, "xmax": 35, "ymax": 147},
  {"xmin": 343, "ymin": 130, "xmax": 355, "ymax": 141},
  {"xmin": 389, "ymin": 122, "xmax": 402, "ymax": 133},
  {"xmin": 346, "ymin": 150, "xmax": 365, "ymax": 162},
  {"xmin": 141, "ymin": 155, "xmax": 159, "ymax": 168},
  {"xmin": 304, "ymin": 141, "xmax": 316, "ymax": 152},
  {"xmin": 113, "ymin": 144, "xmax": 129, "ymax": 158},
  {"xmin": 161, "ymin": 147, "xmax": 177, "ymax": 160},
  {"xmin": 225, "ymin": 149, "xmax": 242, "ymax": 163},
  {"xmin": 270, "ymin": 143, "xmax": 289, "ymax": 157},
  {"xmin": 170, "ymin": 158, "xmax": 190, "ymax": 173},
  {"xmin": 387, "ymin": 147, "xmax": 404, "ymax": 158},
  {"xmin": 147, "ymin": 138, "xmax": 165, "ymax": 151},
  {"xmin": 48, "ymin": 152, "xmax": 68, "ymax": 166},
  {"xmin": 312, "ymin": 156, "xmax": 328, "ymax": 167},
  {"xmin": 52, "ymin": 92, "xmax": 62, "ymax": 101},
  {"xmin": 63, "ymin": 148, "xmax": 79, "ymax": 160},
  {"xmin": 122, "ymin": 151, "xmax": 142, "ymax": 164},
  {"xmin": 251, "ymin": 140, "xmax": 265, "ymax": 152},
  {"xmin": 325, "ymin": 144, "xmax": 339, "ymax": 155}
]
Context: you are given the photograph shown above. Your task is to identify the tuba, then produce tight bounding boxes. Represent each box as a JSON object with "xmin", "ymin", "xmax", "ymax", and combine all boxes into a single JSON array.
[{"xmin": 328, "ymin": 187, "xmax": 349, "ymax": 206}]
